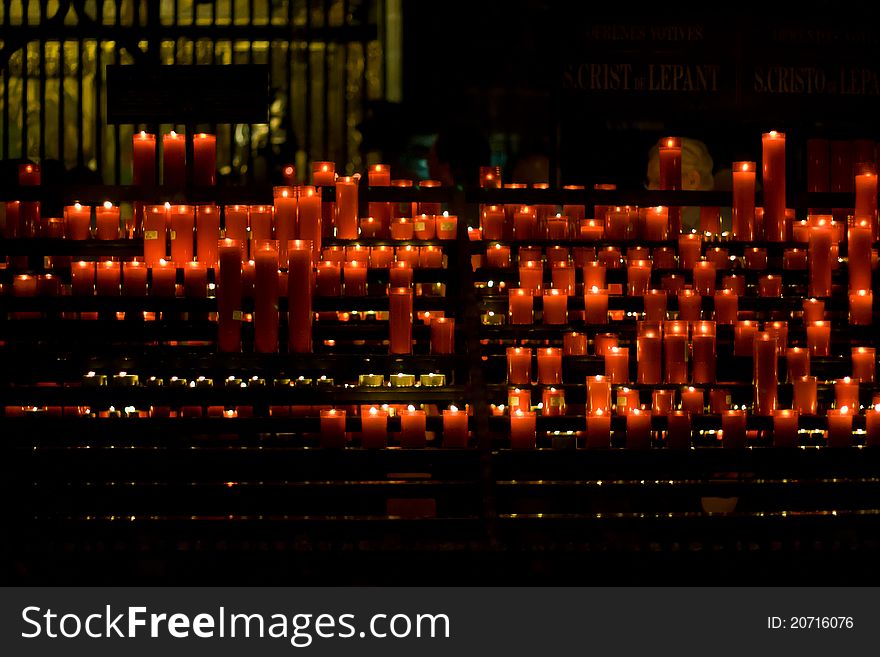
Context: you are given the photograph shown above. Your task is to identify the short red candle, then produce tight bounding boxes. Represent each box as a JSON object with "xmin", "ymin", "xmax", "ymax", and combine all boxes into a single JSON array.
[
  {"xmin": 151, "ymin": 259, "xmax": 177, "ymax": 298},
  {"xmin": 537, "ymin": 347, "xmax": 562, "ymax": 385},
  {"xmin": 678, "ymin": 234, "xmax": 702, "ymax": 270},
  {"xmin": 430, "ymin": 317, "xmax": 455, "ymax": 354},
  {"xmin": 249, "ymin": 205, "xmax": 273, "ymax": 243},
  {"xmin": 793, "ymin": 376, "xmax": 818, "ymax": 415},
  {"xmin": 391, "ymin": 217, "xmax": 414, "ymax": 241},
  {"xmin": 643, "ymin": 206, "xmax": 668, "ymax": 241},
  {"xmin": 693, "ymin": 260, "xmax": 716, "ymax": 296},
  {"xmin": 320, "ymin": 409, "xmax": 347, "ymax": 448},
  {"xmin": 722, "ymin": 410, "xmax": 747, "ymax": 449},
  {"xmin": 122, "ymin": 261, "xmax": 148, "ymax": 296},
  {"xmin": 170, "ymin": 205, "xmax": 195, "ymax": 264},
  {"xmin": 217, "ymin": 240, "xmax": 243, "ymax": 352},
  {"xmin": 773, "ymin": 409, "xmax": 799, "ymax": 448},
  {"xmin": 713, "ymin": 289, "xmax": 738, "ymax": 325},
  {"xmin": 637, "ymin": 326, "xmax": 662, "ymax": 385},
  {"xmin": 758, "ymin": 275, "xmax": 782, "ymax": 298},
  {"xmin": 787, "ymin": 347, "xmax": 810, "ymax": 381},
  {"xmin": 627, "ymin": 260, "xmax": 651, "ymax": 296},
  {"xmin": 542, "ymin": 387, "xmax": 566, "ymax": 416},
  {"xmin": 550, "ymin": 263, "xmax": 575, "ymax": 296},
  {"xmin": 677, "ymin": 289, "xmax": 701, "ymax": 322},
  {"xmin": 312, "ymin": 162, "xmax": 336, "ymax": 186},
  {"xmin": 71, "ymin": 261, "xmax": 95, "ymax": 296},
  {"xmin": 13, "ymin": 274, "xmax": 37, "ymax": 297},
  {"xmin": 542, "ymin": 289, "xmax": 568, "ymax": 324},
  {"xmin": 583, "ymin": 262, "xmax": 606, "ymax": 290},
  {"xmin": 413, "ymin": 214, "xmax": 436, "ymax": 240},
  {"xmin": 420, "ymin": 245, "xmax": 443, "ymax": 268},
  {"xmin": 733, "ymin": 320, "xmax": 757, "ymax": 356},
  {"xmin": 564, "ymin": 332, "xmax": 587, "ymax": 356},
  {"xmin": 343, "ymin": 261, "xmax": 368, "ymax": 296},
  {"xmin": 389, "ymin": 262, "xmax": 413, "ymax": 289},
  {"xmin": 316, "ymin": 261, "xmax": 341, "ymax": 296},
  {"xmin": 507, "ymin": 347, "xmax": 532, "ymax": 385},
  {"xmin": 361, "ymin": 407, "xmax": 389, "ymax": 449},
  {"xmin": 162, "ymin": 131, "xmax": 186, "ymax": 187},
  {"xmin": 803, "ymin": 298, "xmax": 825, "ymax": 323},
  {"xmin": 509, "ymin": 288, "xmax": 534, "ymax": 325},
  {"xmin": 681, "ymin": 386, "xmax": 704, "ymax": 414},
  {"xmin": 852, "ymin": 347, "xmax": 875, "ymax": 383},
  {"xmin": 482, "ymin": 206, "xmax": 505, "ymax": 240},
  {"xmin": 436, "ymin": 214, "xmax": 458, "ymax": 240},
  {"xmin": 783, "ymin": 248, "xmax": 807, "ymax": 270},
  {"xmin": 626, "ymin": 409, "xmax": 652, "ymax": 450},
  {"xmin": 183, "ymin": 261, "xmax": 207, "ymax": 298},
  {"xmin": 96, "ymin": 260, "xmax": 120, "ymax": 296},
  {"xmin": 834, "ymin": 377, "xmax": 859, "ymax": 411},
  {"xmin": 510, "ymin": 409, "xmax": 537, "ymax": 449},
  {"xmin": 826, "ymin": 408, "xmax": 853, "ymax": 448},
  {"xmin": 513, "ymin": 206, "xmax": 538, "ymax": 240},
  {"xmin": 65, "ymin": 203, "xmax": 92, "ymax": 240},
  {"xmin": 806, "ymin": 321, "xmax": 831, "ymax": 357},
  {"xmin": 616, "ymin": 387, "xmax": 640, "ymax": 415},
  {"xmin": 850, "ymin": 290, "xmax": 873, "ymax": 325},
  {"xmin": 594, "ymin": 333, "xmax": 618, "ymax": 357},
  {"xmin": 518, "ymin": 261, "xmax": 543, "ymax": 294},
  {"xmin": 370, "ymin": 246, "xmax": 394, "ymax": 269},
  {"xmin": 587, "ymin": 376, "xmax": 611, "ymax": 413},
  {"xmin": 586, "ymin": 410, "xmax": 611, "ymax": 449},
  {"xmin": 484, "ymin": 243, "xmax": 510, "ymax": 269},
  {"xmin": 692, "ymin": 321, "xmax": 716, "ymax": 383},
  {"xmin": 442, "ymin": 406, "xmax": 469, "ymax": 448},
  {"xmin": 584, "ymin": 287, "xmax": 609, "ymax": 324},
  {"xmin": 193, "ymin": 133, "xmax": 216, "ymax": 186},
  {"xmin": 604, "ymin": 346, "xmax": 629, "ymax": 383},
  {"xmin": 93, "ymin": 202, "xmax": 119, "ymax": 240},
  {"xmin": 663, "ymin": 321, "xmax": 688, "ymax": 384},
  {"xmin": 642, "ymin": 289, "xmax": 667, "ymax": 322},
  {"xmin": 389, "ymin": 287, "xmax": 413, "ymax": 354},
  {"xmin": 732, "ymin": 161, "xmax": 756, "ymax": 240},
  {"xmin": 762, "ymin": 131, "xmax": 786, "ymax": 242},
  {"xmin": 400, "ymin": 406, "xmax": 427, "ymax": 448},
  {"xmin": 132, "ymin": 131, "xmax": 156, "ymax": 186}
]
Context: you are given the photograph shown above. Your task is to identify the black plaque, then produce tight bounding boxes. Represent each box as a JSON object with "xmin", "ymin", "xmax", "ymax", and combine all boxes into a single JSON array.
[{"xmin": 106, "ymin": 65, "xmax": 270, "ymax": 124}]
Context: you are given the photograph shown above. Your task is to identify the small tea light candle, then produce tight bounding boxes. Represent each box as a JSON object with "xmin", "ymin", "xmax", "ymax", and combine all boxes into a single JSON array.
[
  {"xmin": 442, "ymin": 406, "xmax": 469, "ymax": 448},
  {"xmin": 320, "ymin": 409, "xmax": 347, "ymax": 448},
  {"xmin": 826, "ymin": 407, "xmax": 853, "ymax": 448},
  {"xmin": 391, "ymin": 373, "xmax": 416, "ymax": 388},
  {"xmin": 773, "ymin": 409, "xmax": 799, "ymax": 448},
  {"xmin": 420, "ymin": 373, "xmax": 446, "ymax": 387},
  {"xmin": 510, "ymin": 409, "xmax": 537, "ymax": 449},
  {"xmin": 626, "ymin": 408, "xmax": 652, "ymax": 450},
  {"xmin": 358, "ymin": 374, "xmax": 385, "ymax": 387},
  {"xmin": 507, "ymin": 347, "xmax": 532, "ymax": 385}
]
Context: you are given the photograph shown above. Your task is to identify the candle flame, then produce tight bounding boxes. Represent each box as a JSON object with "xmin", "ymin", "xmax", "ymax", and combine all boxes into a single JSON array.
[
  {"xmin": 74, "ymin": 202, "xmax": 82, "ymax": 210},
  {"xmin": 666, "ymin": 138, "xmax": 675, "ymax": 148},
  {"xmin": 515, "ymin": 409, "xmax": 524, "ymax": 417},
  {"xmin": 139, "ymin": 131, "xmax": 147, "ymax": 138},
  {"xmin": 449, "ymin": 405, "xmax": 458, "ymax": 412},
  {"xmin": 103, "ymin": 201, "xmax": 113, "ymax": 209},
  {"xmin": 169, "ymin": 130, "xmax": 177, "ymax": 137},
  {"xmin": 840, "ymin": 406, "xmax": 850, "ymax": 414},
  {"xmin": 843, "ymin": 377, "xmax": 852, "ymax": 383},
  {"xmin": 164, "ymin": 202, "xmax": 171, "ymax": 209},
  {"xmin": 740, "ymin": 162, "xmax": 750, "ymax": 172},
  {"xmin": 369, "ymin": 406, "xmax": 379, "ymax": 415},
  {"xmin": 407, "ymin": 405, "xmax": 416, "ymax": 412}
]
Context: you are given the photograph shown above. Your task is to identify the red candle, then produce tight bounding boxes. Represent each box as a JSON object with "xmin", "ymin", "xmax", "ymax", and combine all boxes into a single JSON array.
[
  {"xmin": 420, "ymin": 245, "xmax": 443, "ymax": 268},
  {"xmin": 430, "ymin": 317, "xmax": 455, "ymax": 354},
  {"xmin": 677, "ymin": 288, "xmax": 701, "ymax": 322},
  {"xmin": 557, "ymin": 334, "xmax": 584, "ymax": 358},
  {"xmin": 343, "ymin": 261, "xmax": 367, "ymax": 296},
  {"xmin": 361, "ymin": 407, "xmax": 388, "ymax": 449},
  {"xmin": 170, "ymin": 205, "xmax": 195, "ymax": 265},
  {"xmin": 640, "ymin": 289, "xmax": 666, "ymax": 323},
  {"xmin": 253, "ymin": 245, "xmax": 279, "ymax": 353},
  {"xmin": 542, "ymin": 289, "xmax": 568, "ymax": 325},
  {"xmin": 722, "ymin": 410, "xmax": 747, "ymax": 449},
  {"xmin": 762, "ymin": 131, "xmax": 786, "ymax": 241},
  {"xmin": 391, "ymin": 217, "xmax": 414, "ymax": 241},
  {"xmin": 808, "ymin": 221, "xmax": 833, "ymax": 297},
  {"xmin": 604, "ymin": 346, "xmax": 629, "ymax": 383},
  {"xmin": 853, "ymin": 346, "xmax": 875, "ymax": 383},
  {"xmin": 122, "ymin": 261, "xmax": 148, "ymax": 296},
  {"xmin": 663, "ymin": 321, "xmax": 688, "ymax": 384},
  {"xmin": 586, "ymin": 410, "xmax": 611, "ymax": 449},
  {"xmin": 507, "ymin": 347, "xmax": 532, "ymax": 385},
  {"xmin": 803, "ymin": 298, "xmax": 825, "ymax": 323},
  {"xmin": 627, "ymin": 260, "xmax": 651, "ymax": 296},
  {"xmin": 509, "ymin": 288, "xmax": 534, "ymax": 324},
  {"xmin": 389, "ymin": 287, "xmax": 413, "ymax": 354},
  {"xmin": 389, "ymin": 262, "xmax": 413, "ymax": 289},
  {"xmin": 783, "ymin": 248, "xmax": 807, "ymax": 270},
  {"xmin": 806, "ymin": 321, "xmax": 831, "ymax": 357},
  {"xmin": 274, "ymin": 186, "xmax": 297, "ymax": 260},
  {"xmin": 754, "ymin": 332, "xmax": 778, "ymax": 415},
  {"xmin": 773, "ymin": 409, "xmax": 799, "ymax": 448},
  {"xmin": 436, "ymin": 213, "xmax": 458, "ymax": 240},
  {"xmin": 709, "ymin": 388, "xmax": 731, "ymax": 414},
  {"xmin": 652, "ymin": 389, "xmax": 674, "ymax": 416},
  {"xmin": 346, "ymin": 245, "xmax": 370, "ymax": 263},
  {"xmin": 584, "ymin": 286, "xmax": 609, "ymax": 324},
  {"xmin": 587, "ymin": 375, "xmax": 611, "ymax": 413},
  {"xmin": 626, "ymin": 408, "xmax": 652, "ymax": 450},
  {"xmin": 659, "ymin": 137, "xmax": 682, "ymax": 234},
  {"xmin": 400, "ymin": 406, "xmax": 427, "ymax": 448},
  {"xmin": 616, "ymin": 387, "xmax": 640, "ymax": 415},
  {"xmin": 193, "ymin": 133, "xmax": 216, "ymax": 186},
  {"xmin": 692, "ymin": 320, "xmax": 716, "ymax": 383},
  {"xmin": 442, "ymin": 406, "xmax": 469, "ymax": 448},
  {"xmin": 218, "ymin": 239, "xmax": 243, "ymax": 352},
  {"xmin": 866, "ymin": 405, "xmax": 880, "ymax": 447},
  {"xmin": 833, "ymin": 377, "xmax": 860, "ymax": 412},
  {"xmin": 320, "ymin": 409, "xmax": 347, "ymax": 448},
  {"xmin": 93, "ymin": 201, "xmax": 120, "ymax": 240},
  {"xmin": 793, "ymin": 376, "xmax": 818, "ymax": 415},
  {"xmin": 162, "ymin": 131, "xmax": 186, "ymax": 187},
  {"xmin": 195, "ymin": 205, "xmax": 220, "ymax": 269},
  {"xmin": 681, "ymin": 386, "xmax": 704, "ymax": 414},
  {"xmin": 693, "ymin": 260, "xmax": 716, "ymax": 296},
  {"xmin": 131, "ymin": 131, "xmax": 156, "ymax": 186},
  {"xmin": 731, "ymin": 161, "xmax": 757, "ymax": 240},
  {"xmin": 480, "ymin": 205, "xmax": 504, "ymax": 240},
  {"xmin": 850, "ymin": 289, "xmax": 873, "ymax": 325},
  {"xmin": 13, "ymin": 274, "xmax": 37, "ymax": 296},
  {"xmin": 848, "ymin": 218, "xmax": 872, "ymax": 291},
  {"xmin": 826, "ymin": 407, "xmax": 853, "ymax": 448},
  {"xmin": 312, "ymin": 162, "xmax": 336, "ymax": 186},
  {"xmin": 96, "ymin": 260, "xmax": 120, "ymax": 296},
  {"xmin": 517, "ymin": 260, "xmax": 543, "ymax": 294},
  {"xmin": 287, "ymin": 240, "xmax": 313, "ymax": 353},
  {"xmin": 678, "ymin": 233, "xmax": 701, "ymax": 270},
  {"xmin": 224, "ymin": 205, "xmax": 249, "ymax": 254},
  {"xmin": 71, "ymin": 261, "xmax": 95, "ymax": 296},
  {"xmin": 733, "ymin": 320, "xmax": 756, "ymax": 356},
  {"xmin": 249, "ymin": 205, "xmax": 273, "ymax": 243},
  {"xmin": 637, "ymin": 326, "xmax": 662, "ymax": 385},
  {"xmin": 579, "ymin": 218, "xmax": 604, "ymax": 240},
  {"xmin": 547, "ymin": 214, "xmax": 568, "ymax": 239},
  {"xmin": 757, "ymin": 275, "xmax": 782, "ymax": 298},
  {"xmin": 581, "ymin": 262, "xmax": 605, "ymax": 291},
  {"xmin": 643, "ymin": 206, "xmax": 668, "ymax": 241},
  {"xmin": 713, "ymin": 289, "xmax": 738, "ymax": 325},
  {"xmin": 296, "ymin": 186, "xmax": 321, "ymax": 261},
  {"xmin": 183, "ymin": 261, "xmax": 207, "ymax": 298},
  {"xmin": 316, "ymin": 261, "xmax": 341, "ymax": 296},
  {"xmin": 360, "ymin": 216, "xmax": 382, "ymax": 238},
  {"xmin": 335, "ymin": 176, "xmax": 359, "ymax": 239},
  {"xmin": 667, "ymin": 411, "xmax": 691, "ymax": 449},
  {"xmin": 541, "ymin": 387, "xmax": 566, "ymax": 417},
  {"xmin": 537, "ymin": 347, "xmax": 562, "ymax": 385},
  {"xmin": 150, "ymin": 258, "xmax": 177, "ymax": 297},
  {"xmin": 594, "ymin": 334, "xmax": 618, "ymax": 357},
  {"xmin": 510, "ymin": 409, "xmax": 537, "ymax": 449},
  {"xmin": 65, "ymin": 203, "xmax": 92, "ymax": 240},
  {"xmin": 787, "ymin": 347, "xmax": 810, "ymax": 381},
  {"xmin": 855, "ymin": 163, "xmax": 878, "ymax": 238}
]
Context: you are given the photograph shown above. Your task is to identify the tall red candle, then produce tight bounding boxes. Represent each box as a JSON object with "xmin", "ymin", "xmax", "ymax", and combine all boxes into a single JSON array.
[
  {"xmin": 253, "ymin": 244, "xmax": 279, "ymax": 353},
  {"xmin": 170, "ymin": 205, "xmax": 195, "ymax": 265},
  {"xmin": 400, "ymin": 406, "xmax": 427, "ymax": 448},
  {"xmin": 806, "ymin": 321, "xmax": 831, "ymax": 357},
  {"xmin": 195, "ymin": 205, "xmax": 221, "ymax": 269},
  {"xmin": 584, "ymin": 287, "xmax": 609, "ymax": 324},
  {"xmin": 368, "ymin": 164, "xmax": 392, "ymax": 236},
  {"xmin": 274, "ymin": 186, "xmax": 297, "ymax": 263},
  {"xmin": 852, "ymin": 346, "xmax": 875, "ymax": 383},
  {"xmin": 224, "ymin": 205, "xmax": 250, "ymax": 254},
  {"xmin": 659, "ymin": 137, "xmax": 682, "ymax": 234},
  {"xmin": 855, "ymin": 162, "xmax": 878, "ymax": 239},
  {"xmin": 808, "ymin": 221, "xmax": 833, "ymax": 297},
  {"xmin": 542, "ymin": 289, "xmax": 568, "ymax": 325},
  {"xmin": 507, "ymin": 347, "xmax": 532, "ymax": 385},
  {"xmin": 315, "ymin": 261, "xmax": 341, "ymax": 296},
  {"xmin": 762, "ymin": 131, "xmax": 786, "ymax": 241},
  {"xmin": 627, "ymin": 260, "xmax": 651, "ymax": 296},
  {"xmin": 297, "ymin": 186, "xmax": 322, "ymax": 262},
  {"xmin": 162, "ymin": 131, "xmax": 186, "ymax": 187},
  {"xmin": 335, "ymin": 176, "xmax": 359, "ymax": 239},
  {"xmin": 95, "ymin": 201, "xmax": 121, "ymax": 240},
  {"xmin": 663, "ymin": 321, "xmax": 688, "ymax": 384},
  {"xmin": 288, "ymin": 240, "xmax": 313, "ymax": 353},
  {"xmin": 637, "ymin": 325, "xmax": 662, "ymax": 385},
  {"xmin": 509, "ymin": 288, "xmax": 534, "ymax": 325},
  {"xmin": 193, "ymin": 133, "xmax": 216, "ymax": 186},
  {"xmin": 850, "ymin": 289, "xmax": 873, "ymax": 325},
  {"xmin": 587, "ymin": 375, "xmax": 611, "ymax": 413},
  {"xmin": 430, "ymin": 317, "xmax": 455, "ymax": 354},
  {"xmin": 389, "ymin": 287, "xmax": 413, "ymax": 354},
  {"xmin": 692, "ymin": 320, "xmax": 716, "ymax": 383},
  {"xmin": 218, "ymin": 239, "xmax": 243, "ymax": 352},
  {"xmin": 849, "ymin": 218, "xmax": 872, "ymax": 291},
  {"xmin": 732, "ymin": 161, "xmax": 756, "ymax": 240},
  {"xmin": 677, "ymin": 288, "xmax": 701, "ymax": 322},
  {"xmin": 753, "ymin": 331, "xmax": 778, "ymax": 415},
  {"xmin": 132, "ymin": 131, "xmax": 156, "ymax": 186},
  {"xmin": 249, "ymin": 205, "xmax": 274, "ymax": 243}
]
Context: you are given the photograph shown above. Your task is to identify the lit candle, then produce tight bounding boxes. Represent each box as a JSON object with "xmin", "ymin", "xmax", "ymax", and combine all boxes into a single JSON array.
[
  {"xmin": 150, "ymin": 258, "xmax": 176, "ymax": 297},
  {"xmin": 413, "ymin": 214, "xmax": 437, "ymax": 241},
  {"xmin": 537, "ymin": 347, "xmax": 562, "ymax": 385},
  {"xmin": 361, "ymin": 406, "xmax": 389, "ymax": 449},
  {"xmin": 713, "ymin": 289, "xmax": 738, "ymax": 325},
  {"xmin": 787, "ymin": 347, "xmax": 810, "ymax": 381},
  {"xmin": 693, "ymin": 260, "xmax": 716, "ymax": 296},
  {"xmin": 513, "ymin": 206, "xmax": 538, "ymax": 240},
  {"xmin": 808, "ymin": 221, "xmax": 833, "ymax": 297},
  {"xmin": 13, "ymin": 274, "xmax": 37, "ymax": 297},
  {"xmin": 604, "ymin": 346, "xmax": 629, "ymax": 383},
  {"xmin": 866, "ymin": 405, "xmax": 880, "ymax": 447},
  {"xmin": 442, "ymin": 406, "xmax": 469, "ymax": 448},
  {"xmin": 193, "ymin": 133, "xmax": 216, "ymax": 186},
  {"xmin": 518, "ymin": 260, "xmax": 543, "ymax": 294},
  {"xmin": 834, "ymin": 377, "xmax": 859, "ymax": 411},
  {"xmin": 709, "ymin": 388, "xmax": 731, "ymax": 414},
  {"xmin": 315, "ymin": 261, "xmax": 341, "ymax": 296},
  {"xmin": 848, "ymin": 218, "xmax": 873, "ymax": 291},
  {"xmin": 854, "ymin": 163, "xmax": 878, "ymax": 238},
  {"xmin": 641, "ymin": 289, "xmax": 666, "ymax": 323},
  {"xmin": 616, "ymin": 387, "xmax": 640, "ymax": 415},
  {"xmin": 162, "ymin": 131, "xmax": 186, "ymax": 187},
  {"xmin": 217, "ymin": 240, "xmax": 243, "ymax": 352},
  {"xmin": 637, "ymin": 326, "xmax": 662, "ymax": 385},
  {"xmin": 667, "ymin": 411, "xmax": 691, "ymax": 449},
  {"xmin": 773, "ymin": 409, "xmax": 799, "ymax": 448},
  {"xmin": 722, "ymin": 410, "xmax": 747, "ymax": 449},
  {"xmin": 224, "ymin": 205, "xmax": 249, "ymax": 256},
  {"xmin": 122, "ymin": 261, "xmax": 147, "ymax": 296},
  {"xmin": 343, "ymin": 261, "xmax": 367, "ymax": 296},
  {"xmin": 254, "ymin": 244, "xmax": 279, "ymax": 353},
  {"xmin": 542, "ymin": 387, "xmax": 566, "ymax": 417},
  {"xmin": 249, "ymin": 205, "xmax": 273, "ymax": 243},
  {"xmin": 430, "ymin": 317, "xmax": 455, "ymax": 354},
  {"xmin": 436, "ymin": 213, "xmax": 458, "ymax": 240},
  {"xmin": 132, "ymin": 131, "xmax": 156, "ymax": 186},
  {"xmin": 850, "ymin": 289, "xmax": 873, "ymax": 325},
  {"xmin": 195, "ymin": 205, "xmax": 220, "ymax": 269},
  {"xmin": 762, "ymin": 131, "xmax": 786, "ymax": 241},
  {"xmin": 391, "ymin": 217, "xmax": 415, "ymax": 241},
  {"xmin": 583, "ymin": 261, "xmax": 606, "ymax": 290},
  {"xmin": 733, "ymin": 320, "xmax": 757, "ymax": 356},
  {"xmin": 509, "ymin": 288, "xmax": 534, "ymax": 325},
  {"xmin": 659, "ymin": 137, "xmax": 682, "ymax": 234},
  {"xmin": 594, "ymin": 334, "xmax": 618, "ymax": 357},
  {"xmin": 584, "ymin": 286, "xmax": 609, "ymax": 324},
  {"xmin": 753, "ymin": 332, "xmax": 778, "ymax": 415},
  {"xmin": 312, "ymin": 162, "xmax": 336, "ymax": 186},
  {"xmin": 793, "ymin": 376, "xmax": 818, "ymax": 415},
  {"xmin": 65, "ymin": 203, "xmax": 92, "ymax": 240},
  {"xmin": 170, "ymin": 205, "xmax": 195, "ymax": 265},
  {"xmin": 510, "ymin": 409, "xmax": 537, "ymax": 449},
  {"xmin": 826, "ymin": 407, "xmax": 853, "ymax": 448},
  {"xmin": 389, "ymin": 261, "xmax": 413, "ymax": 289},
  {"xmin": 626, "ymin": 408, "xmax": 652, "ymax": 450},
  {"xmin": 400, "ymin": 406, "xmax": 427, "ymax": 448},
  {"xmin": 678, "ymin": 233, "xmax": 701, "ymax": 270},
  {"xmin": 677, "ymin": 288, "xmax": 701, "ymax": 322},
  {"xmin": 587, "ymin": 375, "xmax": 611, "ymax": 413},
  {"xmin": 482, "ymin": 205, "xmax": 505, "ymax": 240},
  {"xmin": 681, "ymin": 386, "xmax": 704, "ymax": 414},
  {"xmin": 758, "ymin": 275, "xmax": 782, "ymax": 298},
  {"xmin": 692, "ymin": 320, "xmax": 716, "ymax": 383},
  {"xmin": 730, "ymin": 160, "xmax": 757, "ymax": 240},
  {"xmin": 783, "ymin": 248, "xmax": 807, "ymax": 270},
  {"xmin": 852, "ymin": 346, "xmax": 875, "ymax": 383},
  {"xmin": 507, "ymin": 347, "xmax": 533, "ymax": 385},
  {"xmin": 663, "ymin": 321, "xmax": 688, "ymax": 384},
  {"xmin": 766, "ymin": 320, "xmax": 788, "ymax": 356},
  {"xmin": 274, "ymin": 186, "xmax": 298, "ymax": 262},
  {"xmin": 183, "ymin": 261, "xmax": 207, "ymax": 298},
  {"xmin": 287, "ymin": 240, "xmax": 313, "ymax": 353},
  {"xmin": 335, "ymin": 176, "xmax": 359, "ymax": 239},
  {"xmin": 96, "ymin": 260, "xmax": 120, "ymax": 296},
  {"xmin": 359, "ymin": 216, "xmax": 382, "ymax": 238},
  {"xmin": 542, "ymin": 289, "xmax": 568, "ymax": 325},
  {"xmin": 93, "ymin": 201, "xmax": 120, "ymax": 240},
  {"xmin": 627, "ymin": 260, "xmax": 652, "ymax": 296},
  {"xmin": 547, "ymin": 214, "xmax": 568, "ymax": 239},
  {"xmin": 599, "ymin": 245, "xmax": 623, "ymax": 269},
  {"xmin": 586, "ymin": 409, "xmax": 611, "ymax": 449},
  {"xmin": 389, "ymin": 286, "xmax": 413, "ymax": 354},
  {"xmin": 744, "ymin": 248, "xmax": 767, "ymax": 269},
  {"xmin": 580, "ymin": 218, "xmax": 604, "ymax": 240},
  {"xmin": 806, "ymin": 321, "xmax": 831, "ymax": 357},
  {"xmin": 420, "ymin": 245, "xmax": 443, "ymax": 268},
  {"xmin": 803, "ymin": 298, "xmax": 825, "ymax": 323},
  {"xmin": 71, "ymin": 261, "xmax": 95, "ymax": 296},
  {"xmin": 319, "ymin": 409, "xmax": 347, "ymax": 448}
]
